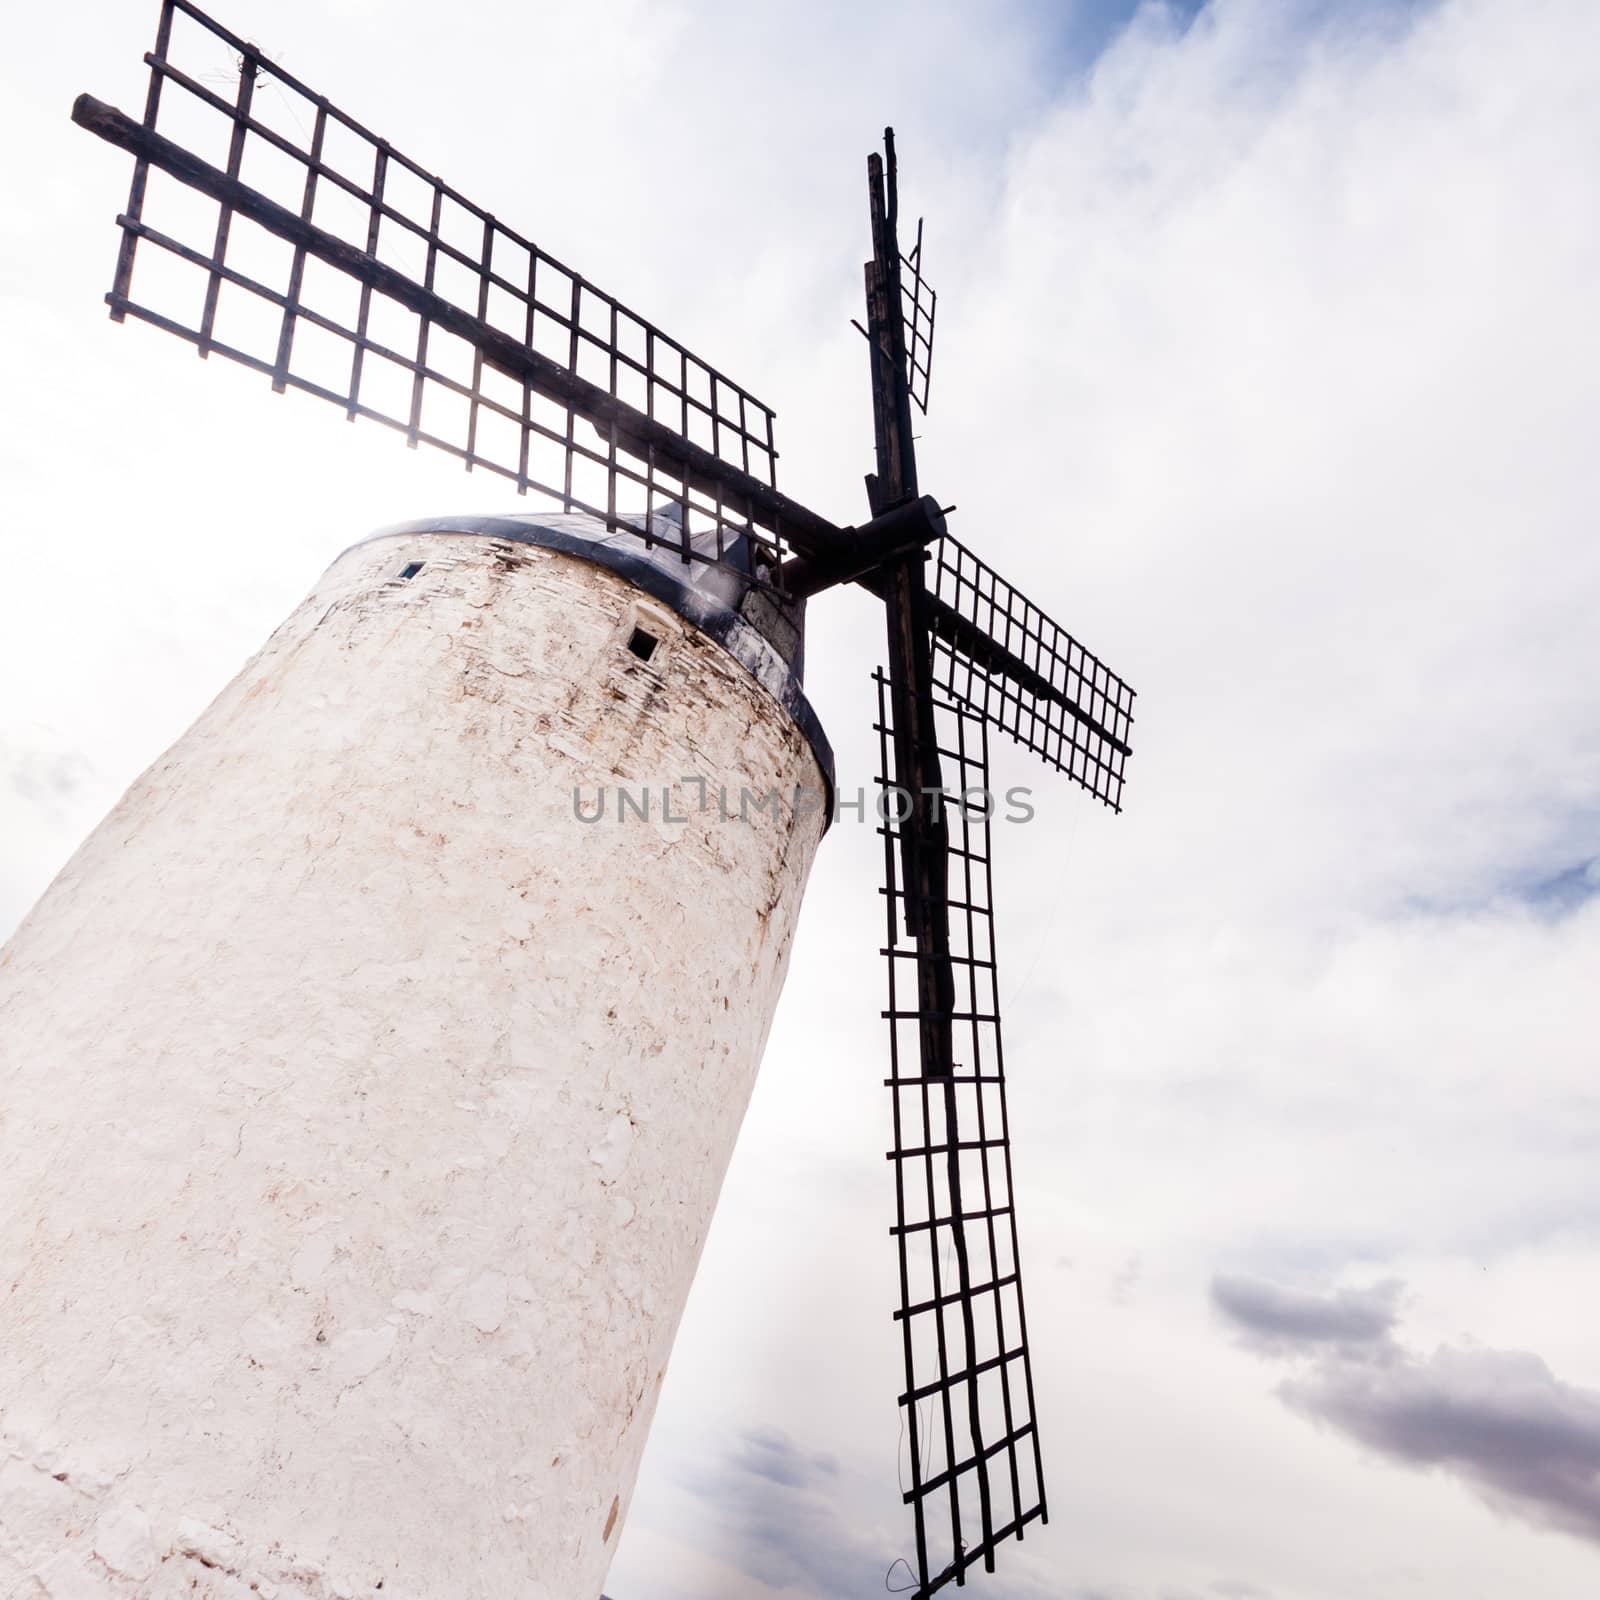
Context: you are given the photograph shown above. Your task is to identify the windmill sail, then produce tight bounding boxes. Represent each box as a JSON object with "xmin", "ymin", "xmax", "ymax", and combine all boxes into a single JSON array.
[
  {"xmin": 71, "ymin": 0, "xmax": 842, "ymax": 589},
  {"xmin": 925, "ymin": 535, "xmax": 1136, "ymax": 810},
  {"xmin": 901, "ymin": 218, "xmax": 936, "ymax": 415},
  {"xmin": 876, "ymin": 671, "xmax": 1047, "ymax": 1596}
]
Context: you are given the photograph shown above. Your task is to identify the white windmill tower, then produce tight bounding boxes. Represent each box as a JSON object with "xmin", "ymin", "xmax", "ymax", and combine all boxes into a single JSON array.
[{"xmin": 0, "ymin": 5, "xmax": 1136, "ymax": 1598}]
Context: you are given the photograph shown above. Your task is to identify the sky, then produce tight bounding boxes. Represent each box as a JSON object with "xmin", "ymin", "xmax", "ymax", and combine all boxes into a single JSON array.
[{"xmin": 4, "ymin": 0, "xmax": 1600, "ymax": 1596}]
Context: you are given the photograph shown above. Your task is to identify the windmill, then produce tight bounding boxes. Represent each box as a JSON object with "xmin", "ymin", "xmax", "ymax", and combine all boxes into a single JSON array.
[{"xmin": 10, "ymin": 2, "xmax": 1134, "ymax": 1595}]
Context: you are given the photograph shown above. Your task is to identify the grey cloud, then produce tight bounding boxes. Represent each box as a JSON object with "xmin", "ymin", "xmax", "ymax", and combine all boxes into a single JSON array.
[
  {"xmin": 1210, "ymin": 1273, "xmax": 1402, "ymax": 1355},
  {"xmin": 675, "ymin": 1425, "xmax": 1063, "ymax": 1600},
  {"xmin": 7, "ymin": 740, "xmax": 94, "ymax": 820},
  {"xmin": 1218, "ymin": 1274, "xmax": 1600, "ymax": 1548},
  {"xmin": 734, "ymin": 1423, "xmax": 839, "ymax": 1490},
  {"xmin": 1151, "ymin": 1588, "xmax": 1268, "ymax": 1600},
  {"xmin": 676, "ymin": 1425, "xmax": 905, "ymax": 1599},
  {"xmin": 1284, "ymin": 1343, "xmax": 1600, "ymax": 1546}
]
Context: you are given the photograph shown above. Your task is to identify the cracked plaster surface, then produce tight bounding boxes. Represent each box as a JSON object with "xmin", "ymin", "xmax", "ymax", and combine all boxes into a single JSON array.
[{"xmin": 0, "ymin": 533, "xmax": 825, "ymax": 1599}]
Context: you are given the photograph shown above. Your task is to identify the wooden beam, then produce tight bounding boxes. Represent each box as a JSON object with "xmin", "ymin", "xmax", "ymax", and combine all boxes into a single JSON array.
[{"xmin": 780, "ymin": 495, "xmax": 946, "ymax": 598}]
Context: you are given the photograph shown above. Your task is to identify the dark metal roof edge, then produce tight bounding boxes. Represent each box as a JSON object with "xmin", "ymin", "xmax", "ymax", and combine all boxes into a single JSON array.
[{"xmin": 347, "ymin": 516, "xmax": 835, "ymax": 817}]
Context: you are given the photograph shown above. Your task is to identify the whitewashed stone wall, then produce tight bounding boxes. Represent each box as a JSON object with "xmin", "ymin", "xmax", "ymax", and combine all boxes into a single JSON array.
[{"xmin": 0, "ymin": 531, "xmax": 827, "ymax": 1600}]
